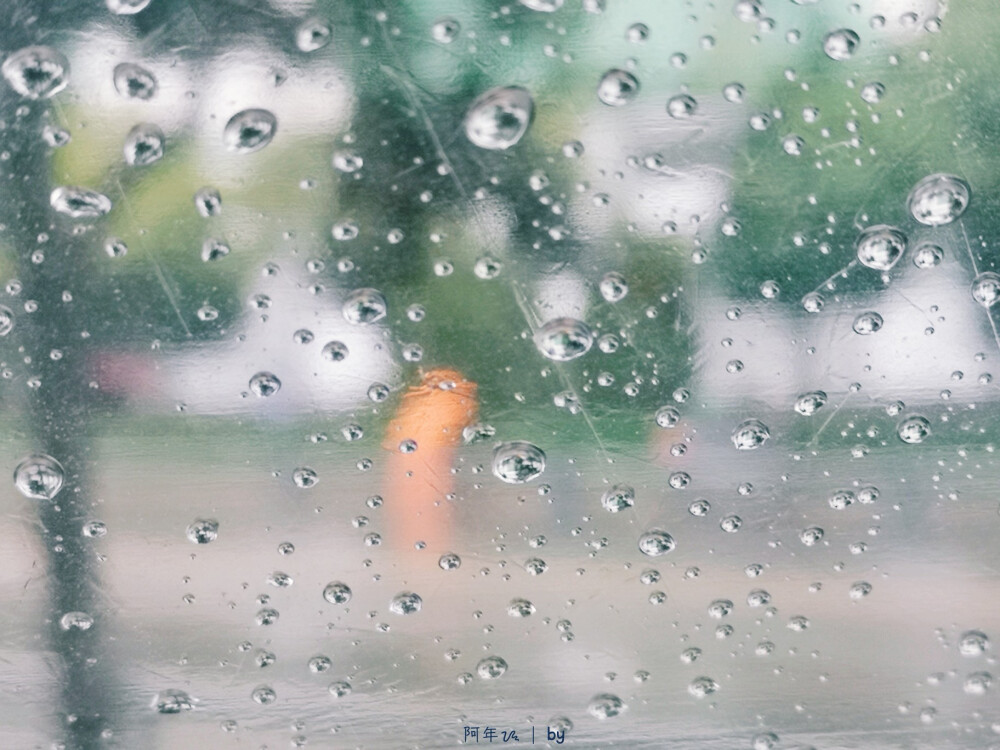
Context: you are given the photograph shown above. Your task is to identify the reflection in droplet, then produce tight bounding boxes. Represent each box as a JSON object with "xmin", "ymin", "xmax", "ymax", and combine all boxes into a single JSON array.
[
  {"xmin": 492, "ymin": 441, "xmax": 546, "ymax": 484},
  {"xmin": 464, "ymin": 87, "xmax": 534, "ymax": 150},
  {"xmin": 907, "ymin": 174, "xmax": 970, "ymax": 226},
  {"xmin": 896, "ymin": 415, "xmax": 931, "ymax": 444},
  {"xmin": 534, "ymin": 318, "xmax": 593, "ymax": 361},
  {"xmin": 223, "ymin": 109, "xmax": 278, "ymax": 154},
  {"xmin": 823, "ymin": 29, "xmax": 860, "ymax": 61},
  {"xmin": 597, "ymin": 69, "xmax": 640, "ymax": 106},
  {"xmin": 50, "ymin": 186, "xmax": 112, "ymax": 219},
  {"xmin": 14, "ymin": 454, "xmax": 65, "ymax": 500},
  {"xmin": 113, "ymin": 62, "xmax": 157, "ymax": 100},
  {"xmin": 855, "ymin": 225, "xmax": 907, "ymax": 270},
  {"xmin": 2, "ymin": 46, "xmax": 69, "ymax": 99}
]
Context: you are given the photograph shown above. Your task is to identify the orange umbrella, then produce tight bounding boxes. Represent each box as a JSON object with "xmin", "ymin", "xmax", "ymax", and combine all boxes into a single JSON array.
[{"xmin": 381, "ymin": 368, "xmax": 478, "ymax": 561}]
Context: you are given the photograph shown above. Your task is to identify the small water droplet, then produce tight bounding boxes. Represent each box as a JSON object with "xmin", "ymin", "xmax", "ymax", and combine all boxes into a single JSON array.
[
  {"xmin": 800, "ymin": 526, "xmax": 824, "ymax": 546},
  {"xmin": 249, "ymin": 371, "xmax": 281, "ymax": 397},
  {"xmin": 896, "ymin": 415, "xmax": 931, "ymax": 444},
  {"xmin": 194, "ymin": 187, "xmax": 222, "ymax": 217},
  {"xmin": 849, "ymin": 581, "xmax": 872, "ymax": 599},
  {"xmin": 389, "ymin": 591, "xmax": 423, "ymax": 615},
  {"xmin": 794, "ymin": 390, "xmax": 827, "ymax": 416},
  {"xmin": 688, "ymin": 676, "xmax": 719, "ymax": 698},
  {"xmin": 321, "ymin": 341, "xmax": 349, "ymax": 362},
  {"xmin": 342, "ymin": 288, "xmax": 387, "ymax": 324},
  {"xmin": 597, "ymin": 69, "xmax": 640, "ymax": 106},
  {"xmin": 186, "ymin": 518, "xmax": 218, "ymax": 544},
  {"xmin": 296, "ymin": 19, "xmax": 332, "ymax": 52},
  {"xmin": 972, "ymin": 272, "xmax": 1000, "ymax": 308},
  {"xmin": 823, "ymin": 29, "xmax": 860, "ymax": 61},
  {"xmin": 59, "ymin": 611, "xmax": 94, "ymax": 631},
  {"xmin": 50, "ymin": 187, "xmax": 112, "ymax": 219},
  {"xmin": 860, "ymin": 82, "xmax": 884, "ymax": 103},
  {"xmin": 492, "ymin": 441, "xmax": 546, "ymax": 484},
  {"xmin": 323, "ymin": 581, "xmax": 352, "ymax": 604},
  {"xmin": 113, "ymin": 62, "xmax": 157, "ymax": 100},
  {"xmin": 432, "ymin": 18, "xmax": 460, "ymax": 43},
  {"xmin": 201, "ymin": 239, "xmax": 229, "ymax": 262},
  {"xmin": 852, "ymin": 311, "xmax": 884, "ymax": 335},
  {"xmin": 638, "ymin": 529, "xmax": 675, "ymax": 556},
  {"xmin": 960, "ymin": 630, "xmax": 990, "ymax": 657},
  {"xmin": 599, "ymin": 272, "xmax": 628, "ymax": 302},
  {"xmin": 292, "ymin": 467, "xmax": 318, "ymax": 488},
  {"xmin": 667, "ymin": 93, "xmax": 697, "ymax": 118},
  {"xmin": 732, "ymin": 419, "xmax": 770, "ymax": 450},
  {"xmin": 534, "ymin": 317, "xmax": 593, "ymax": 361},
  {"xmin": 912, "ymin": 243, "xmax": 944, "ymax": 269},
  {"xmin": 588, "ymin": 693, "xmax": 625, "ymax": 718},
  {"xmin": 251, "ymin": 685, "xmax": 276, "ymax": 705},
  {"xmin": 601, "ymin": 484, "xmax": 635, "ymax": 513}
]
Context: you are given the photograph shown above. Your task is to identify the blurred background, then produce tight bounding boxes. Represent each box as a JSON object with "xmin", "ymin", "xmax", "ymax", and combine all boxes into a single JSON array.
[{"xmin": 1, "ymin": 0, "xmax": 999, "ymax": 747}]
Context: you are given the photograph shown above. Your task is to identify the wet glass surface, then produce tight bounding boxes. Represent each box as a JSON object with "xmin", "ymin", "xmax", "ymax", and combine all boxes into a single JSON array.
[{"xmin": 2, "ymin": 1, "xmax": 999, "ymax": 748}]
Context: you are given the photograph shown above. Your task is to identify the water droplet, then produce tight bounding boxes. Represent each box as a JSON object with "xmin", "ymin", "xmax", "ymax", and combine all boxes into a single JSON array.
[
  {"xmin": 342, "ymin": 288, "xmax": 387, "ymax": 324},
  {"xmin": 186, "ymin": 518, "xmax": 219, "ymax": 544},
  {"xmin": 723, "ymin": 82, "xmax": 746, "ymax": 103},
  {"xmin": 601, "ymin": 484, "xmax": 635, "ymax": 513},
  {"xmin": 860, "ymin": 82, "xmax": 885, "ymax": 103},
  {"xmin": 964, "ymin": 671, "xmax": 993, "ymax": 695},
  {"xmin": 534, "ymin": 317, "xmax": 593, "ymax": 361},
  {"xmin": 492, "ymin": 441, "xmax": 546, "ymax": 484},
  {"xmin": 464, "ymin": 86, "xmax": 534, "ymax": 150},
  {"xmin": 223, "ymin": 109, "xmax": 277, "ymax": 154},
  {"xmin": 688, "ymin": 676, "xmax": 719, "ymax": 698},
  {"xmin": 828, "ymin": 489, "xmax": 856, "ymax": 510},
  {"xmin": 103, "ymin": 237, "xmax": 128, "ymax": 258},
  {"xmin": 249, "ymin": 371, "xmax": 281, "ymax": 397},
  {"xmin": 60, "ymin": 611, "xmax": 94, "ymax": 631},
  {"xmin": 638, "ymin": 529, "xmax": 675, "ymax": 557},
  {"xmin": 852, "ymin": 311, "xmax": 883, "ymax": 335},
  {"xmin": 193, "ymin": 187, "xmax": 221, "ymax": 217},
  {"xmin": 688, "ymin": 499, "xmax": 711, "ymax": 516},
  {"xmin": 309, "ymin": 655, "xmax": 332, "ymax": 673},
  {"xmin": 14, "ymin": 454, "xmax": 65, "ymax": 500},
  {"xmin": 321, "ymin": 341, "xmax": 349, "ymax": 362},
  {"xmin": 296, "ymin": 19, "xmax": 332, "ymax": 52},
  {"xmin": 794, "ymin": 391, "xmax": 827, "ymax": 416},
  {"xmin": 972, "ymin": 272, "xmax": 1000, "ymax": 308},
  {"xmin": 292, "ymin": 467, "xmax": 318, "ymax": 488},
  {"xmin": 732, "ymin": 419, "xmax": 770, "ymax": 450},
  {"xmin": 107, "ymin": 0, "xmax": 152, "ymax": 14},
  {"xmin": 251, "ymin": 685, "xmax": 276, "ymax": 705},
  {"xmin": 113, "ymin": 62, "xmax": 157, "ymax": 100},
  {"xmin": 153, "ymin": 689, "xmax": 195, "ymax": 714},
  {"xmin": 507, "ymin": 598, "xmax": 535, "ymax": 617},
  {"xmin": 597, "ymin": 69, "xmax": 640, "ymax": 106},
  {"xmin": 323, "ymin": 581, "xmax": 352, "ymax": 605},
  {"xmin": 328, "ymin": 681, "xmax": 352, "ymax": 698},
  {"xmin": 960, "ymin": 630, "xmax": 990, "ymax": 657},
  {"xmin": 667, "ymin": 94, "xmax": 697, "ymax": 118},
  {"xmin": 599, "ymin": 272, "xmax": 628, "ymax": 302},
  {"xmin": 2, "ymin": 46, "xmax": 69, "ymax": 99},
  {"xmin": 588, "ymin": 693, "xmax": 625, "ymax": 719},
  {"xmin": 782, "ymin": 135, "xmax": 804, "ymax": 156},
  {"xmin": 752, "ymin": 732, "xmax": 779, "ymax": 750},
  {"xmin": 654, "ymin": 406, "xmax": 680, "ymax": 428},
  {"xmin": 800, "ymin": 526, "xmax": 824, "ymax": 546},
  {"xmin": 82, "ymin": 520, "xmax": 108, "ymax": 538},
  {"xmin": 432, "ymin": 18, "xmax": 460, "ymax": 43},
  {"xmin": 0, "ymin": 305, "xmax": 14, "ymax": 336},
  {"xmin": 720, "ymin": 515, "xmax": 742, "ymax": 532},
  {"xmin": 907, "ymin": 174, "xmax": 970, "ymax": 226},
  {"xmin": 474, "ymin": 256, "xmax": 503, "ymax": 279},
  {"xmin": 856, "ymin": 225, "xmax": 906, "ymax": 270},
  {"xmin": 42, "ymin": 125, "xmax": 71, "ymax": 147},
  {"xmin": 896, "ymin": 415, "xmax": 931, "ymax": 444},
  {"xmin": 801, "ymin": 292, "xmax": 824, "ymax": 313},
  {"xmin": 438, "ymin": 552, "xmax": 461, "ymax": 570},
  {"xmin": 760, "ymin": 280, "xmax": 780, "ymax": 299},
  {"xmin": 849, "ymin": 581, "xmax": 872, "ymax": 599},
  {"xmin": 389, "ymin": 591, "xmax": 423, "ymax": 615},
  {"xmin": 50, "ymin": 186, "xmax": 112, "ymax": 219},
  {"xmin": 823, "ymin": 29, "xmax": 860, "ymax": 61},
  {"xmin": 733, "ymin": 0, "xmax": 763, "ymax": 22},
  {"xmin": 708, "ymin": 599, "xmax": 733, "ymax": 619}
]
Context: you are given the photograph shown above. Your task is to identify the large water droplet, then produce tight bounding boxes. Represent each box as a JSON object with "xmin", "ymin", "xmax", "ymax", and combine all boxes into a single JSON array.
[
  {"xmin": 667, "ymin": 93, "xmax": 697, "ymax": 118},
  {"xmin": 852, "ymin": 311, "xmax": 883, "ymax": 335},
  {"xmin": 597, "ymin": 69, "xmax": 640, "ymax": 106},
  {"xmin": 249, "ymin": 371, "xmax": 281, "ymax": 397},
  {"xmin": 534, "ymin": 318, "xmax": 593, "ymax": 361},
  {"xmin": 464, "ymin": 86, "xmax": 533, "ymax": 150},
  {"xmin": 50, "ymin": 186, "xmax": 112, "ymax": 219},
  {"xmin": 588, "ymin": 693, "xmax": 626, "ymax": 719},
  {"xmin": 638, "ymin": 529, "xmax": 675, "ymax": 556},
  {"xmin": 794, "ymin": 390, "xmax": 827, "ymax": 416},
  {"xmin": 296, "ymin": 19, "xmax": 332, "ymax": 52},
  {"xmin": 0, "ymin": 305, "xmax": 14, "ymax": 337},
  {"xmin": 224, "ymin": 109, "xmax": 277, "ymax": 154},
  {"xmin": 688, "ymin": 676, "xmax": 719, "ymax": 698},
  {"xmin": 492, "ymin": 441, "xmax": 546, "ymax": 484},
  {"xmin": 823, "ymin": 29, "xmax": 860, "ymax": 61},
  {"xmin": 896, "ymin": 415, "xmax": 931, "ymax": 444},
  {"xmin": 959, "ymin": 630, "xmax": 990, "ymax": 657},
  {"xmin": 14, "ymin": 454, "xmax": 65, "ymax": 500},
  {"xmin": 113, "ymin": 62, "xmax": 157, "ymax": 100},
  {"xmin": 799, "ymin": 526, "xmax": 824, "ymax": 546},
  {"xmin": 342, "ymin": 288, "xmax": 387, "ymax": 324},
  {"xmin": 2, "ymin": 46, "xmax": 69, "ymax": 99},
  {"xmin": 389, "ymin": 591, "xmax": 423, "ymax": 615},
  {"xmin": 856, "ymin": 225, "xmax": 907, "ymax": 270},
  {"xmin": 907, "ymin": 174, "xmax": 970, "ymax": 226},
  {"xmin": 323, "ymin": 581, "xmax": 352, "ymax": 604},
  {"xmin": 477, "ymin": 655, "xmax": 508, "ymax": 679},
  {"xmin": 732, "ymin": 419, "xmax": 770, "ymax": 450},
  {"xmin": 971, "ymin": 272, "xmax": 1000, "ymax": 308},
  {"xmin": 123, "ymin": 123, "xmax": 165, "ymax": 166},
  {"xmin": 186, "ymin": 518, "xmax": 219, "ymax": 544},
  {"xmin": 601, "ymin": 484, "xmax": 635, "ymax": 513}
]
